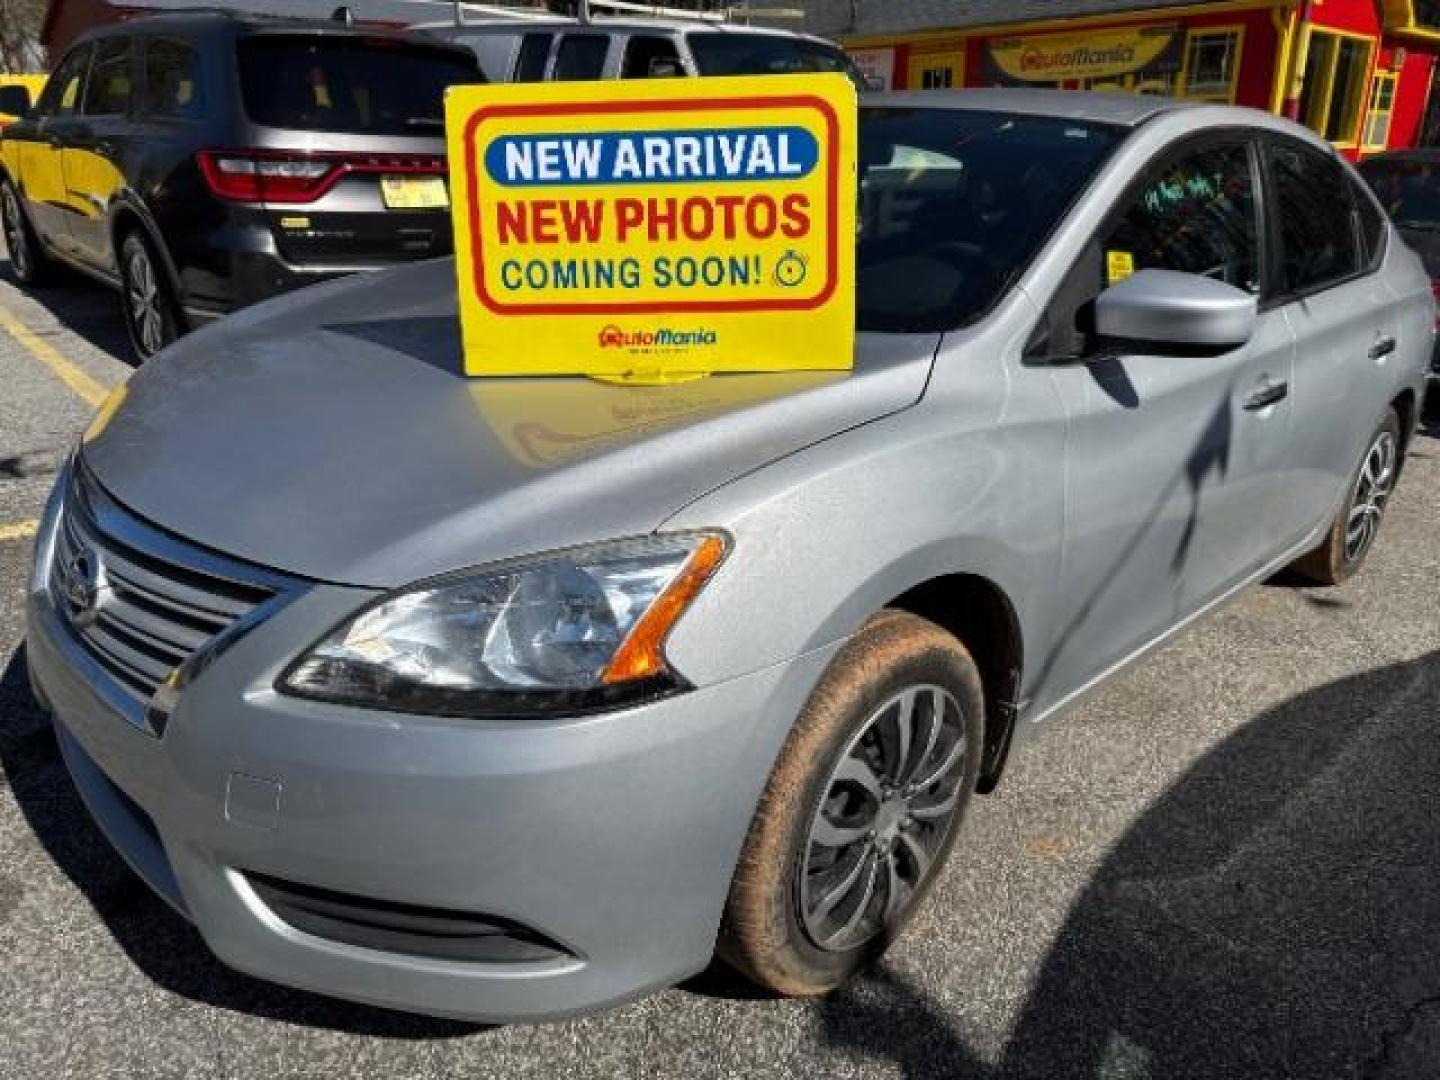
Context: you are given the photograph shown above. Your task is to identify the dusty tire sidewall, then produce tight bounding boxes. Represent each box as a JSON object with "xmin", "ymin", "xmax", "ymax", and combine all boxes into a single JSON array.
[
  {"xmin": 1330, "ymin": 409, "xmax": 1402, "ymax": 582},
  {"xmin": 723, "ymin": 614, "xmax": 985, "ymax": 994}
]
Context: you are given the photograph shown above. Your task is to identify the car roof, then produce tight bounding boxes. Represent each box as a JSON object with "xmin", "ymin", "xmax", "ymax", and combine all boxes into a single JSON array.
[
  {"xmin": 75, "ymin": 9, "xmax": 469, "ymax": 45},
  {"xmin": 863, "ymin": 88, "xmax": 1204, "ymax": 128},
  {"xmin": 416, "ymin": 16, "xmax": 836, "ymax": 46}
]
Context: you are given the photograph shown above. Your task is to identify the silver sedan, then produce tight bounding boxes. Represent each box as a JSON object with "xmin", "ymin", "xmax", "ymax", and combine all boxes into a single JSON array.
[{"xmin": 25, "ymin": 91, "xmax": 1433, "ymax": 1021}]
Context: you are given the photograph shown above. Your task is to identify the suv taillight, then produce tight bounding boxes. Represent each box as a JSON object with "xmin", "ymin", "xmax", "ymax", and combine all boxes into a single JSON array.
[{"xmin": 196, "ymin": 150, "xmax": 445, "ymax": 205}]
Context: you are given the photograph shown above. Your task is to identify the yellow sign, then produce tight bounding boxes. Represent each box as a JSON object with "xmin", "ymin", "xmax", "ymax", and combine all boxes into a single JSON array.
[
  {"xmin": 445, "ymin": 75, "xmax": 857, "ymax": 380},
  {"xmin": 989, "ymin": 25, "xmax": 1178, "ymax": 83},
  {"xmin": 1106, "ymin": 250, "xmax": 1136, "ymax": 285}
]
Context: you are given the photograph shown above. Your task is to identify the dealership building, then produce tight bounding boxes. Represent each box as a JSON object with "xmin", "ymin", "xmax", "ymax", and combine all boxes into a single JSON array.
[{"xmin": 804, "ymin": 0, "xmax": 1440, "ymax": 157}]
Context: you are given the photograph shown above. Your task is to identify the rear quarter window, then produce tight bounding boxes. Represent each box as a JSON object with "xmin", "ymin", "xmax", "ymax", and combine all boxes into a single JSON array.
[{"xmin": 237, "ymin": 36, "xmax": 482, "ymax": 135}]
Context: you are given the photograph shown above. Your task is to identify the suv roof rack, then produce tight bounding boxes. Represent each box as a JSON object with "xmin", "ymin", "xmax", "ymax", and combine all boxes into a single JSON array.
[{"xmin": 447, "ymin": 1, "xmax": 803, "ymax": 26}]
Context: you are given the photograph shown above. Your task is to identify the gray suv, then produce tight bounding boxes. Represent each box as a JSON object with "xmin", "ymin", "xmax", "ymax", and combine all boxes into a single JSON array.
[
  {"xmin": 26, "ymin": 92, "xmax": 1433, "ymax": 1022},
  {"xmin": 414, "ymin": 14, "xmax": 863, "ymax": 84}
]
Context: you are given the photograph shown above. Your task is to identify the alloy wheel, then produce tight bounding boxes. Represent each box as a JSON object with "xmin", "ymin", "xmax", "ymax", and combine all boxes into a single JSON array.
[
  {"xmin": 2, "ymin": 187, "xmax": 30, "ymax": 279},
  {"xmin": 1344, "ymin": 429, "xmax": 1397, "ymax": 563},
  {"xmin": 799, "ymin": 684, "xmax": 968, "ymax": 952},
  {"xmin": 125, "ymin": 243, "xmax": 165, "ymax": 357}
]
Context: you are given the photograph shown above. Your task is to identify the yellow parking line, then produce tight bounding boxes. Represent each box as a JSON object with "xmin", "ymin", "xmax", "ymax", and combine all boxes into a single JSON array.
[
  {"xmin": 0, "ymin": 519, "xmax": 39, "ymax": 543},
  {"xmin": 0, "ymin": 304, "xmax": 108, "ymax": 409}
]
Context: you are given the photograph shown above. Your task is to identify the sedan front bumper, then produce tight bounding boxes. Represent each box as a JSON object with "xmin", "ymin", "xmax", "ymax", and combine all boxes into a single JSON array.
[{"xmin": 26, "ymin": 546, "xmax": 834, "ymax": 1022}]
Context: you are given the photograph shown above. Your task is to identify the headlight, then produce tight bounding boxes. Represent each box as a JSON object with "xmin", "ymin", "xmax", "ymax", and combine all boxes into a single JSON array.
[{"xmin": 279, "ymin": 532, "xmax": 727, "ymax": 716}]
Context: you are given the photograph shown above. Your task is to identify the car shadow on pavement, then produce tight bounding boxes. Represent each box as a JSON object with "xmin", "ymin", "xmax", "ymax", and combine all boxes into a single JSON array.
[
  {"xmin": 0, "ymin": 644, "xmax": 483, "ymax": 1038},
  {"xmin": 1, "ymin": 261, "xmax": 136, "ymax": 365},
  {"xmin": 816, "ymin": 648, "xmax": 1440, "ymax": 1079}
]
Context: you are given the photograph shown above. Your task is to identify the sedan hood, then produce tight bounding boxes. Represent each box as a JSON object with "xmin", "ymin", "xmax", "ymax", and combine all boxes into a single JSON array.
[{"xmin": 82, "ymin": 260, "xmax": 937, "ymax": 587}]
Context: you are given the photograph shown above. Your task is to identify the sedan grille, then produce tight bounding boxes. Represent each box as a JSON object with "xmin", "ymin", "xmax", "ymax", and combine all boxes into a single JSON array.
[{"xmin": 50, "ymin": 464, "xmax": 292, "ymax": 714}]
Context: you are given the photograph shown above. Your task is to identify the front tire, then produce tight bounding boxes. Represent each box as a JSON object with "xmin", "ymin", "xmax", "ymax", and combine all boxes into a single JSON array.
[
  {"xmin": 1, "ymin": 177, "xmax": 52, "ymax": 286},
  {"xmin": 119, "ymin": 230, "xmax": 180, "ymax": 361},
  {"xmin": 1289, "ymin": 408, "xmax": 1402, "ymax": 585},
  {"xmin": 719, "ymin": 611, "xmax": 984, "ymax": 996}
]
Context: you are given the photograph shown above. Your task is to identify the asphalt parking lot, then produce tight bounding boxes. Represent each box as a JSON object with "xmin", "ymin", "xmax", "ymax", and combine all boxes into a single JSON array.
[{"xmin": 0, "ymin": 255, "xmax": 1437, "ymax": 1080}]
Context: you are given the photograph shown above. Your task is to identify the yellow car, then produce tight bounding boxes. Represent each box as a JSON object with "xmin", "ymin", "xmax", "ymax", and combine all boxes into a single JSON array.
[{"xmin": 0, "ymin": 73, "xmax": 47, "ymax": 128}]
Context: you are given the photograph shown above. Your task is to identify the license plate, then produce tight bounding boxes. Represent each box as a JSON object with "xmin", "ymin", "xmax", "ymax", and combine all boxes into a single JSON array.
[{"xmin": 381, "ymin": 174, "xmax": 449, "ymax": 210}]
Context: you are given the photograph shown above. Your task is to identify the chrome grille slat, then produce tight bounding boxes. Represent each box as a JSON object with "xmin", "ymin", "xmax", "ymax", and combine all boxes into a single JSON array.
[
  {"xmin": 105, "ymin": 566, "xmax": 243, "ymax": 626},
  {"xmin": 98, "ymin": 550, "xmax": 256, "ymax": 620},
  {"xmin": 97, "ymin": 593, "xmax": 213, "ymax": 653},
  {"xmin": 49, "ymin": 464, "xmax": 289, "ymax": 709},
  {"xmin": 85, "ymin": 621, "xmax": 178, "ymax": 685},
  {"xmin": 95, "ymin": 612, "xmax": 189, "ymax": 666}
]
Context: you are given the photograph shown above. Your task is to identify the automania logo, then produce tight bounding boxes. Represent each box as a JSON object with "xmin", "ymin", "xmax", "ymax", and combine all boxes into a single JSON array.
[{"xmin": 597, "ymin": 324, "xmax": 719, "ymax": 349}]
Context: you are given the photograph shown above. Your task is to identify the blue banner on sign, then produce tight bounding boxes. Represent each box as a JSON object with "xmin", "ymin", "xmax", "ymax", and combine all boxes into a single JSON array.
[{"xmin": 485, "ymin": 126, "xmax": 821, "ymax": 187}]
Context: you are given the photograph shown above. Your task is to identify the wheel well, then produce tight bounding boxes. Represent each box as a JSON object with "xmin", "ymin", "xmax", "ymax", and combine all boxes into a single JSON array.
[
  {"xmin": 886, "ymin": 574, "xmax": 1023, "ymax": 794},
  {"xmin": 1393, "ymin": 390, "xmax": 1417, "ymax": 467}
]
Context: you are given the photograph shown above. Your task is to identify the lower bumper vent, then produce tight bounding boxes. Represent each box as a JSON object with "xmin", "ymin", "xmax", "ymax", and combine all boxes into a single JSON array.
[{"xmin": 245, "ymin": 873, "xmax": 573, "ymax": 964}]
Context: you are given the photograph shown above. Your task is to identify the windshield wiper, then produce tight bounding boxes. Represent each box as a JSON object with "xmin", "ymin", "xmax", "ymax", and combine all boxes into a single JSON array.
[{"xmin": 403, "ymin": 117, "xmax": 445, "ymax": 129}]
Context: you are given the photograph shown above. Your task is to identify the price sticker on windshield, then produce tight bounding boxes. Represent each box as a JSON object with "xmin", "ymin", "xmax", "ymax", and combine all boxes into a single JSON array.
[{"xmin": 445, "ymin": 75, "xmax": 856, "ymax": 380}]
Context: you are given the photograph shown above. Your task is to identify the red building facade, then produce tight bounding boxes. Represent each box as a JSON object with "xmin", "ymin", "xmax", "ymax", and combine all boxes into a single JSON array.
[{"xmin": 843, "ymin": 0, "xmax": 1440, "ymax": 158}]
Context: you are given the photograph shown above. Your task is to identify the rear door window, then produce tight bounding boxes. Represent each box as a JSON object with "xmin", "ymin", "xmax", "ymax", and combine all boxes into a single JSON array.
[
  {"xmin": 142, "ymin": 38, "xmax": 203, "ymax": 120},
  {"xmin": 513, "ymin": 33, "xmax": 553, "ymax": 82},
  {"xmin": 237, "ymin": 36, "xmax": 482, "ymax": 134},
  {"xmin": 81, "ymin": 37, "xmax": 133, "ymax": 117},
  {"xmin": 622, "ymin": 36, "xmax": 684, "ymax": 78},
  {"xmin": 553, "ymin": 35, "xmax": 608, "ymax": 81},
  {"xmin": 1265, "ymin": 139, "xmax": 1363, "ymax": 295}
]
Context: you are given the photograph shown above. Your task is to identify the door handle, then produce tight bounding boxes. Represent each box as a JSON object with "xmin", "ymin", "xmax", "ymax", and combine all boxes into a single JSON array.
[
  {"xmin": 1369, "ymin": 336, "xmax": 1396, "ymax": 360},
  {"xmin": 1244, "ymin": 378, "xmax": 1289, "ymax": 411}
]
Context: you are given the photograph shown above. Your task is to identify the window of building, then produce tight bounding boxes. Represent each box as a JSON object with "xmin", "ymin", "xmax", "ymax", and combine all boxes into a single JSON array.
[
  {"xmin": 1266, "ymin": 140, "xmax": 1363, "ymax": 294},
  {"xmin": 1299, "ymin": 30, "xmax": 1375, "ymax": 146},
  {"xmin": 1182, "ymin": 28, "xmax": 1242, "ymax": 102},
  {"xmin": 142, "ymin": 38, "xmax": 202, "ymax": 119},
  {"xmin": 1363, "ymin": 69, "xmax": 1397, "ymax": 150}
]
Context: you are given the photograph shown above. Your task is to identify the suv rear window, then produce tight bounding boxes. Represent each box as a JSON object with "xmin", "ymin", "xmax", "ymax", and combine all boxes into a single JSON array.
[{"xmin": 238, "ymin": 36, "xmax": 481, "ymax": 134}]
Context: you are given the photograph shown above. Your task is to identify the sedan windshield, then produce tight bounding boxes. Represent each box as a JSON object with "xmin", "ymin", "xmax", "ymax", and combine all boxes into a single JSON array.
[
  {"xmin": 1359, "ymin": 159, "xmax": 1440, "ymax": 232},
  {"xmin": 858, "ymin": 108, "xmax": 1121, "ymax": 332}
]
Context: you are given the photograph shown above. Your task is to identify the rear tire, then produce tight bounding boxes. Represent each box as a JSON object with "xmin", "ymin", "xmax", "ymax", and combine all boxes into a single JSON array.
[
  {"xmin": 718, "ymin": 611, "xmax": 984, "ymax": 996},
  {"xmin": 119, "ymin": 230, "xmax": 180, "ymax": 361},
  {"xmin": 1289, "ymin": 408, "xmax": 1401, "ymax": 585},
  {"xmin": 1, "ymin": 176, "xmax": 52, "ymax": 286}
]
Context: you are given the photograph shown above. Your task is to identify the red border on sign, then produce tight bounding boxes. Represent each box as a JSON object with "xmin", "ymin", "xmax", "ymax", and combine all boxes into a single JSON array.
[{"xmin": 462, "ymin": 95, "xmax": 842, "ymax": 316}]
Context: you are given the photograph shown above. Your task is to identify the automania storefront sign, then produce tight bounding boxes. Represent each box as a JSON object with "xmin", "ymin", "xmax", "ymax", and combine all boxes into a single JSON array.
[{"xmin": 986, "ymin": 23, "xmax": 1183, "ymax": 83}]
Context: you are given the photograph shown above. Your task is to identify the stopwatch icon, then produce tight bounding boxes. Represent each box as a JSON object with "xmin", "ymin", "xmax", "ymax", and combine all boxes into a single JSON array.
[{"xmin": 774, "ymin": 250, "xmax": 809, "ymax": 288}]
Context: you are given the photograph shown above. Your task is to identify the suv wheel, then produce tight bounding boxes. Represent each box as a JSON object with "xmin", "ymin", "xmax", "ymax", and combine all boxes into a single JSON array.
[
  {"xmin": 2, "ymin": 178, "xmax": 51, "ymax": 285},
  {"xmin": 1289, "ymin": 408, "xmax": 1402, "ymax": 585},
  {"xmin": 120, "ymin": 230, "xmax": 179, "ymax": 361},
  {"xmin": 719, "ymin": 611, "xmax": 983, "ymax": 995}
]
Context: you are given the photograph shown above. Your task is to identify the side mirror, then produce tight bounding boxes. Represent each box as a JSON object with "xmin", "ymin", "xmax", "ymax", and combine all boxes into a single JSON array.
[
  {"xmin": 1094, "ymin": 267, "xmax": 1257, "ymax": 352},
  {"xmin": 0, "ymin": 85, "xmax": 33, "ymax": 117}
]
